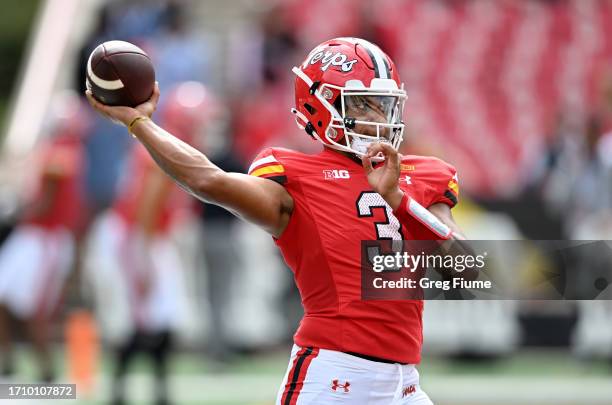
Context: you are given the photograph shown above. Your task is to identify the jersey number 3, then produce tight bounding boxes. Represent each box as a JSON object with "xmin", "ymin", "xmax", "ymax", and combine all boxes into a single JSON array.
[{"xmin": 356, "ymin": 192, "xmax": 404, "ymax": 240}]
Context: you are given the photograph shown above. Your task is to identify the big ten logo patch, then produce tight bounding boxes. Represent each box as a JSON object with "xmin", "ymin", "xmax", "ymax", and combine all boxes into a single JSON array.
[{"xmin": 323, "ymin": 169, "xmax": 350, "ymax": 179}]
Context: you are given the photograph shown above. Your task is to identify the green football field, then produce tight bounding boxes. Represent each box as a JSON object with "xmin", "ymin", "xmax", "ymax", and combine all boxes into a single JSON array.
[{"xmin": 1, "ymin": 346, "xmax": 611, "ymax": 404}]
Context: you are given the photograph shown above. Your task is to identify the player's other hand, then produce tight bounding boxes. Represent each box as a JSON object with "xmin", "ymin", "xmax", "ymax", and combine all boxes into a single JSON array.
[
  {"xmin": 361, "ymin": 142, "xmax": 403, "ymax": 209},
  {"xmin": 85, "ymin": 82, "xmax": 160, "ymax": 127}
]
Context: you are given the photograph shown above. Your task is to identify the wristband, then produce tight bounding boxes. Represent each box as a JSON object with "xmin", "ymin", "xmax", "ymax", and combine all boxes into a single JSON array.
[
  {"xmin": 392, "ymin": 192, "xmax": 453, "ymax": 239},
  {"xmin": 128, "ymin": 116, "xmax": 150, "ymax": 136}
]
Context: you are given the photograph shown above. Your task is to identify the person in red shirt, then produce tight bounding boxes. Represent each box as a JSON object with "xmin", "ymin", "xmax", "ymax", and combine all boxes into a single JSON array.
[
  {"xmin": 0, "ymin": 93, "xmax": 88, "ymax": 382},
  {"xmin": 87, "ymin": 37, "xmax": 464, "ymax": 404},
  {"xmin": 85, "ymin": 82, "xmax": 214, "ymax": 405}
]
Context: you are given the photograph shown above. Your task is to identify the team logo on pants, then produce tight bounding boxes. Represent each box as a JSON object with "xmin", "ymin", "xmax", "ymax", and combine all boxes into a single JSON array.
[{"xmin": 331, "ymin": 379, "xmax": 350, "ymax": 393}]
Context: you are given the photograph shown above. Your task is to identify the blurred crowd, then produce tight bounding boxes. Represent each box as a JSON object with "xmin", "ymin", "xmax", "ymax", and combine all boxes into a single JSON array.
[{"xmin": 1, "ymin": 0, "xmax": 612, "ymax": 403}]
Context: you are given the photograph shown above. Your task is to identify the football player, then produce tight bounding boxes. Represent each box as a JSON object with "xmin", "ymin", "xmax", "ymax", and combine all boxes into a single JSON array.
[
  {"xmin": 87, "ymin": 37, "xmax": 464, "ymax": 404},
  {"xmin": 85, "ymin": 82, "xmax": 212, "ymax": 405},
  {"xmin": 0, "ymin": 92, "xmax": 88, "ymax": 382}
]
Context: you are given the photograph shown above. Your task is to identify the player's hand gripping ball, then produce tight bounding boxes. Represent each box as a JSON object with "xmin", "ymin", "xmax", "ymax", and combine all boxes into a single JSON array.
[{"xmin": 86, "ymin": 40, "xmax": 155, "ymax": 107}]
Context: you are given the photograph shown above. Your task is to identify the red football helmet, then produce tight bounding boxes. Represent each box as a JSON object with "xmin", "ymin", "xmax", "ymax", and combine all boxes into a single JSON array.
[
  {"xmin": 292, "ymin": 37, "xmax": 406, "ymax": 158},
  {"xmin": 158, "ymin": 81, "xmax": 225, "ymax": 149}
]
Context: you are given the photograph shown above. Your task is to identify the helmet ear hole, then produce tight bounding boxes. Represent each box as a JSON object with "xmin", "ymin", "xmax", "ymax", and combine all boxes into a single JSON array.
[{"xmin": 304, "ymin": 103, "xmax": 316, "ymax": 115}]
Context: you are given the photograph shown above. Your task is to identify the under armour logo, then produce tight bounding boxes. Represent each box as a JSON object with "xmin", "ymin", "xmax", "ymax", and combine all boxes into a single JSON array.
[
  {"xmin": 402, "ymin": 385, "xmax": 416, "ymax": 397},
  {"xmin": 331, "ymin": 379, "xmax": 350, "ymax": 393}
]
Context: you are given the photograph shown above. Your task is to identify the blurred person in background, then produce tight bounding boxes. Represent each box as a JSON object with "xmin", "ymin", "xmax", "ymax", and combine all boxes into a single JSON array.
[
  {"xmin": 530, "ymin": 114, "xmax": 610, "ymax": 238},
  {"xmin": 527, "ymin": 64, "xmax": 612, "ymax": 238},
  {"xmin": 565, "ymin": 74, "xmax": 612, "ymax": 362},
  {"xmin": 151, "ymin": 0, "xmax": 213, "ymax": 89},
  {"xmin": 0, "ymin": 92, "xmax": 90, "ymax": 382},
  {"xmin": 85, "ymin": 82, "xmax": 213, "ymax": 405},
  {"xmin": 194, "ymin": 96, "xmax": 245, "ymax": 362},
  {"xmin": 75, "ymin": 0, "xmax": 190, "ymax": 220},
  {"xmin": 524, "ymin": 71, "xmax": 612, "ymax": 358}
]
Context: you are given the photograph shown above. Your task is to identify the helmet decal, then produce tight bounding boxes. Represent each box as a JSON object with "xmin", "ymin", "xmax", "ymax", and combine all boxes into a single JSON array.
[{"xmin": 307, "ymin": 50, "xmax": 359, "ymax": 72}]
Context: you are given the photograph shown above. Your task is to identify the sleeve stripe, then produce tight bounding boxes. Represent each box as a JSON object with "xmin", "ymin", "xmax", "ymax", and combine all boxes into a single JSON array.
[
  {"xmin": 444, "ymin": 190, "xmax": 458, "ymax": 206},
  {"xmin": 248, "ymin": 155, "xmax": 279, "ymax": 174},
  {"xmin": 250, "ymin": 164, "xmax": 285, "ymax": 178},
  {"xmin": 448, "ymin": 180, "xmax": 459, "ymax": 195}
]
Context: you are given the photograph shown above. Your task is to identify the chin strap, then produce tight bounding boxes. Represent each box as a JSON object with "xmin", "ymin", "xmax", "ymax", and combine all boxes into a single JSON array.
[
  {"xmin": 290, "ymin": 108, "xmax": 316, "ymax": 139},
  {"xmin": 290, "ymin": 108, "xmax": 308, "ymax": 130}
]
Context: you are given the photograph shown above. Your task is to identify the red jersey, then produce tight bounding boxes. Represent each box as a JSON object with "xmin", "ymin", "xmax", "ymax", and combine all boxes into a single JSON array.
[
  {"xmin": 23, "ymin": 134, "xmax": 84, "ymax": 232},
  {"xmin": 113, "ymin": 144, "xmax": 191, "ymax": 234},
  {"xmin": 248, "ymin": 147, "xmax": 458, "ymax": 364}
]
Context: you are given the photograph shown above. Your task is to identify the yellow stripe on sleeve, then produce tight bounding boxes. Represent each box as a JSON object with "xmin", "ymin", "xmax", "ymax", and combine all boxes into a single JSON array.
[
  {"xmin": 250, "ymin": 164, "xmax": 285, "ymax": 178},
  {"xmin": 448, "ymin": 180, "xmax": 459, "ymax": 194}
]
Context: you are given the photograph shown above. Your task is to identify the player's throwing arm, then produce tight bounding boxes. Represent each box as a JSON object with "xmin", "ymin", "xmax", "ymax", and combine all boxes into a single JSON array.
[{"xmin": 85, "ymin": 82, "xmax": 293, "ymax": 238}]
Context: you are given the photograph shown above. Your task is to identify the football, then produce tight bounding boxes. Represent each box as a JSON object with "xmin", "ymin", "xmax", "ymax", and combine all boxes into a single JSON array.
[{"xmin": 86, "ymin": 40, "xmax": 155, "ymax": 107}]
